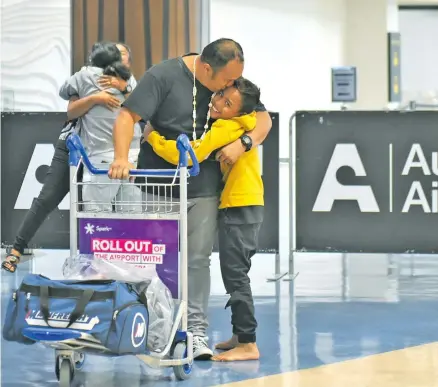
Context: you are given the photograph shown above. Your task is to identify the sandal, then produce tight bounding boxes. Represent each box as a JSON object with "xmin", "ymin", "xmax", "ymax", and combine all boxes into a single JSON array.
[{"xmin": 2, "ymin": 254, "xmax": 21, "ymax": 273}]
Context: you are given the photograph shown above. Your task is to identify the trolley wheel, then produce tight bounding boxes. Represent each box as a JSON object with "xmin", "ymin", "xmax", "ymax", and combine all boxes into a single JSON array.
[
  {"xmin": 57, "ymin": 358, "xmax": 72, "ymax": 387},
  {"xmin": 172, "ymin": 342, "xmax": 192, "ymax": 380}
]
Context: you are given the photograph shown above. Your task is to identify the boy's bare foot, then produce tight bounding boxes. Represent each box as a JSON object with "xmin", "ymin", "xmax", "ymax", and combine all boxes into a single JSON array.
[
  {"xmin": 212, "ymin": 343, "xmax": 260, "ymax": 362},
  {"xmin": 215, "ymin": 335, "xmax": 239, "ymax": 350}
]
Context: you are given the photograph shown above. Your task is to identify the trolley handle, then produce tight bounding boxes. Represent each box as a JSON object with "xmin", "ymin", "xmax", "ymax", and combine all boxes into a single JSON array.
[{"xmin": 66, "ymin": 133, "xmax": 200, "ymax": 177}]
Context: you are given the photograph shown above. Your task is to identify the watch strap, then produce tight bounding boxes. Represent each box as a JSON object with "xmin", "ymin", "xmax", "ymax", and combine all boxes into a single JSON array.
[{"xmin": 122, "ymin": 84, "xmax": 131, "ymax": 95}]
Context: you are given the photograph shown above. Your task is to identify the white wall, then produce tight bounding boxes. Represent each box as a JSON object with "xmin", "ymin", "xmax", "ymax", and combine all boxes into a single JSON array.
[
  {"xmin": 399, "ymin": 9, "xmax": 438, "ymax": 103},
  {"xmin": 210, "ymin": 0, "xmax": 346, "ymax": 157},
  {"xmin": 0, "ymin": 0, "xmax": 71, "ymax": 112},
  {"xmin": 344, "ymin": 0, "xmax": 396, "ymax": 109}
]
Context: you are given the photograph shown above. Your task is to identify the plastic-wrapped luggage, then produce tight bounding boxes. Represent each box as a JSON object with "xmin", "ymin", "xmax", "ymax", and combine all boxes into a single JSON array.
[{"xmin": 63, "ymin": 255, "xmax": 174, "ymax": 352}]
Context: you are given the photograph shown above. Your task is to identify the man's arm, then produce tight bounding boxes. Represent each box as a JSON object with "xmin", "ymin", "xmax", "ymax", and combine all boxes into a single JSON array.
[
  {"xmin": 247, "ymin": 110, "xmax": 272, "ymax": 147},
  {"xmin": 113, "ymin": 108, "xmax": 141, "ymax": 160},
  {"xmin": 109, "ymin": 71, "xmax": 167, "ymax": 179},
  {"xmin": 216, "ymin": 103, "xmax": 272, "ymax": 165}
]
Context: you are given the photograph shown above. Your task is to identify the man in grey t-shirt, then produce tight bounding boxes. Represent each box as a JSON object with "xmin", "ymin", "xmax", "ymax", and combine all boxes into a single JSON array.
[{"xmin": 108, "ymin": 39, "xmax": 273, "ymax": 359}]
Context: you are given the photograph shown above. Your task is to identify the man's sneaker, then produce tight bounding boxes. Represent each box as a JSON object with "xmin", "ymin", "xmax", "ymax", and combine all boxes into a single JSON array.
[{"xmin": 193, "ymin": 336, "xmax": 213, "ymax": 360}]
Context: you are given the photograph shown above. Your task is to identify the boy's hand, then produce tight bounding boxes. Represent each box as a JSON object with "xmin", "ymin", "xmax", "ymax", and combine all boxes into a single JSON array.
[
  {"xmin": 216, "ymin": 139, "xmax": 245, "ymax": 165},
  {"xmin": 144, "ymin": 121, "xmax": 154, "ymax": 137},
  {"xmin": 141, "ymin": 121, "xmax": 154, "ymax": 143}
]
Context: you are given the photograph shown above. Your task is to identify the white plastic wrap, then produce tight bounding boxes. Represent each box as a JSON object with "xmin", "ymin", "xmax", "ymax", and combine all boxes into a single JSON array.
[
  {"xmin": 145, "ymin": 276, "xmax": 174, "ymax": 352},
  {"xmin": 63, "ymin": 255, "xmax": 174, "ymax": 352}
]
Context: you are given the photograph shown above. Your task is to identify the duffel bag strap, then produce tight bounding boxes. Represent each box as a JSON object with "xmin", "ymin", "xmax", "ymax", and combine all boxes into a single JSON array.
[
  {"xmin": 135, "ymin": 282, "xmax": 149, "ymax": 310},
  {"xmin": 40, "ymin": 286, "xmax": 95, "ymax": 328}
]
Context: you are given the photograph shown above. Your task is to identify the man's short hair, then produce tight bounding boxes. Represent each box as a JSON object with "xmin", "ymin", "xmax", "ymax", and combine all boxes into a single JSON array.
[{"xmin": 200, "ymin": 38, "xmax": 244, "ymax": 73}]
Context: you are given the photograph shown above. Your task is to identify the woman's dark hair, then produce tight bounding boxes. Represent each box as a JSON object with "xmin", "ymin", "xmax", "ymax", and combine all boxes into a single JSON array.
[
  {"xmin": 88, "ymin": 41, "xmax": 131, "ymax": 81},
  {"xmin": 233, "ymin": 77, "xmax": 261, "ymax": 115}
]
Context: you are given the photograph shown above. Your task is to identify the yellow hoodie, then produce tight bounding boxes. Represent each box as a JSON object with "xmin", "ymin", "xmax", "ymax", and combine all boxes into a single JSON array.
[{"xmin": 147, "ymin": 112, "xmax": 264, "ymax": 209}]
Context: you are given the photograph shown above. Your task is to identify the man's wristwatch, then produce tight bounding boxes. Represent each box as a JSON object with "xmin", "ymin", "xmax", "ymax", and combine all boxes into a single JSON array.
[
  {"xmin": 240, "ymin": 134, "xmax": 252, "ymax": 152},
  {"xmin": 122, "ymin": 84, "xmax": 132, "ymax": 95}
]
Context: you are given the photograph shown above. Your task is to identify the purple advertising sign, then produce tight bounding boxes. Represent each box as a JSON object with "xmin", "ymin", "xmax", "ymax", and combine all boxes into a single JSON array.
[{"xmin": 78, "ymin": 218, "xmax": 179, "ymax": 298}]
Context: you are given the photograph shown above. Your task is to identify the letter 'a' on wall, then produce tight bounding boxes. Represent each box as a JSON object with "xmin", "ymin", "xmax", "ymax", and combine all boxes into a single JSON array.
[
  {"xmin": 312, "ymin": 144, "xmax": 379, "ymax": 212},
  {"xmin": 71, "ymin": 0, "xmax": 203, "ymax": 78}
]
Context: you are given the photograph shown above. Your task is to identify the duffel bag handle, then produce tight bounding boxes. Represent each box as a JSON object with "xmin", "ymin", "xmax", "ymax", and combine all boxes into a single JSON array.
[
  {"xmin": 134, "ymin": 281, "xmax": 149, "ymax": 310},
  {"xmin": 40, "ymin": 286, "xmax": 95, "ymax": 329}
]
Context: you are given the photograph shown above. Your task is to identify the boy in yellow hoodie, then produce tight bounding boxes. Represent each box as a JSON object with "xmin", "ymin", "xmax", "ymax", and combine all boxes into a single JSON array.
[{"xmin": 145, "ymin": 77, "xmax": 263, "ymax": 361}]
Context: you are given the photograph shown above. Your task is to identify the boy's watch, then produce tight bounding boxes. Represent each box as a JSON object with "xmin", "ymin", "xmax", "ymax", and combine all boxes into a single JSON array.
[
  {"xmin": 240, "ymin": 134, "xmax": 252, "ymax": 152},
  {"xmin": 122, "ymin": 84, "xmax": 132, "ymax": 95}
]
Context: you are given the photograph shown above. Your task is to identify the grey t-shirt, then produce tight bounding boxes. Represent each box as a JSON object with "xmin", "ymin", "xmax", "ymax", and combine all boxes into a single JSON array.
[
  {"xmin": 123, "ymin": 54, "xmax": 266, "ymax": 198},
  {"xmin": 59, "ymin": 66, "xmax": 141, "ymax": 159}
]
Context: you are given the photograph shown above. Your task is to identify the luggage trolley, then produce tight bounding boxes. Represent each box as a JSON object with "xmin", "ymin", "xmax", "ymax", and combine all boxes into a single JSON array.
[{"xmin": 27, "ymin": 133, "xmax": 200, "ymax": 386}]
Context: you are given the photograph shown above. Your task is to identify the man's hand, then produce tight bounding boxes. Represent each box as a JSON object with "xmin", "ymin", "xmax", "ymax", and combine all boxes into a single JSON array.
[
  {"xmin": 98, "ymin": 75, "xmax": 128, "ymax": 92},
  {"xmin": 216, "ymin": 139, "xmax": 246, "ymax": 165},
  {"xmin": 108, "ymin": 159, "xmax": 134, "ymax": 180},
  {"xmin": 95, "ymin": 91, "xmax": 120, "ymax": 111}
]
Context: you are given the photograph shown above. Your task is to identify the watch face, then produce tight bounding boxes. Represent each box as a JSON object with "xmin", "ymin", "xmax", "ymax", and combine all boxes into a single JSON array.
[{"xmin": 241, "ymin": 135, "xmax": 251, "ymax": 150}]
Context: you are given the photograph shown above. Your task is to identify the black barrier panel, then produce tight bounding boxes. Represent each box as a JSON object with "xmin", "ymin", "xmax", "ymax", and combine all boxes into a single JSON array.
[
  {"xmin": 295, "ymin": 110, "xmax": 438, "ymax": 254},
  {"xmin": 259, "ymin": 112, "xmax": 279, "ymax": 252},
  {"xmin": 213, "ymin": 112, "xmax": 280, "ymax": 253},
  {"xmin": 1, "ymin": 112, "xmax": 70, "ymax": 249},
  {"xmin": 2, "ymin": 112, "xmax": 279, "ymax": 253}
]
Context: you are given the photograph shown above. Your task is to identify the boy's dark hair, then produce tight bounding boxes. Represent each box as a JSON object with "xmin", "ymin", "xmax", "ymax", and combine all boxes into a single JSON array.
[
  {"xmin": 234, "ymin": 77, "xmax": 261, "ymax": 115},
  {"xmin": 200, "ymin": 38, "xmax": 244, "ymax": 73},
  {"xmin": 89, "ymin": 41, "xmax": 131, "ymax": 81}
]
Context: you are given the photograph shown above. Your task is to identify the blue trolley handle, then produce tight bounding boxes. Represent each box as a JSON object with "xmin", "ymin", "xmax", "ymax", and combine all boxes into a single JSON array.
[{"xmin": 66, "ymin": 133, "xmax": 200, "ymax": 177}]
